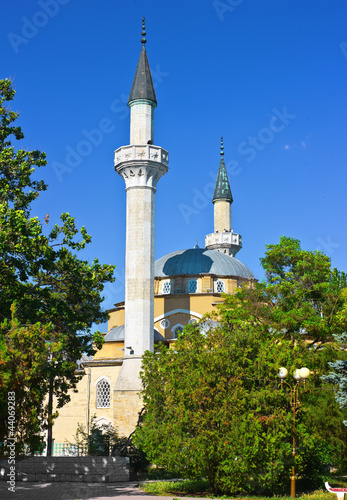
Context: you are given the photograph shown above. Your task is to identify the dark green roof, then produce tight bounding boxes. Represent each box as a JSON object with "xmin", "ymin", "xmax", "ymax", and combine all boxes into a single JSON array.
[
  {"xmin": 128, "ymin": 46, "xmax": 157, "ymax": 106},
  {"xmin": 212, "ymin": 157, "xmax": 233, "ymax": 203}
]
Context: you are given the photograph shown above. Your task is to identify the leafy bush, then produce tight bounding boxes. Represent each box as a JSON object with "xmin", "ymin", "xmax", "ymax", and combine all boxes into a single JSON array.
[{"xmin": 69, "ymin": 416, "xmax": 149, "ymax": 476}]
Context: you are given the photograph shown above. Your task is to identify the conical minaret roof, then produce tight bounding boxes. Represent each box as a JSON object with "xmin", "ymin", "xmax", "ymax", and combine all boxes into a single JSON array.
[
  {"xmin": 128, "ymin": 18, "xmax": 157, "ymax": 106},
  {"xmin": 212, "ymin": 137, "xmax": 233, "ymax": 203}
]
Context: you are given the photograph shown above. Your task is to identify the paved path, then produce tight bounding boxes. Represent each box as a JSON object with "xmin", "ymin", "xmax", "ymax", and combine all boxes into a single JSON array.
[
  {"xmin": 0, "ymin": 481, "xmax": 141, "ymax": 499},
  {"xmin": 0, "ymin": 480, "xmax": 215, "ymax": 500}
]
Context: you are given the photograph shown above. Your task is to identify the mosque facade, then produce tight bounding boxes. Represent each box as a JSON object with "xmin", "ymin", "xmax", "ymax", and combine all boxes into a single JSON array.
[{"xmin": 51, "ymin": 20, "xmax": 254, "ymax": 449}]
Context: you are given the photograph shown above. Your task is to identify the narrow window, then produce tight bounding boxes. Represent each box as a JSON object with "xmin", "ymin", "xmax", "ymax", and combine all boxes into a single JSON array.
[
  {"xmin": 96, "ymin": 379, "xmax": 110, "ymax": 408},
  {"xmin": 188, "ymin": 279, "xmax": 197, "ymax": 293},
  {"xmin": 216, "ymin": 279, "xmax": 225, "ymax": 293}
]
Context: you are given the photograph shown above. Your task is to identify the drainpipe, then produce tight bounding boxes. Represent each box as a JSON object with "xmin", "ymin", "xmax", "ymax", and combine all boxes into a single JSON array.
[{"xmin": 86, "ymin": 367, "xmax": 91, "ymax": 435}]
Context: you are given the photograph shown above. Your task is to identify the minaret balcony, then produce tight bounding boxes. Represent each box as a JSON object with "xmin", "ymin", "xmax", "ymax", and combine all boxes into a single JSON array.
[
  {"xmin": 114, "ymin": 145, "xmax": 169, "ymax": 189},
  {"xmin": 205, "ymin": 231, "xmax": 242, "ymax": 257},
  {"xmin": 205, "ymin": 231, "xmax": 242, "ymax": 247},
  {"xmin": 114, "ymin": 144, "xmax": 169, "ymax": 168}
]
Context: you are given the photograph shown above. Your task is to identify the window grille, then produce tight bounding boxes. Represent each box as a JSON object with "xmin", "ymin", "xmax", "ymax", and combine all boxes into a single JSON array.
[
  {"xmin": 216, "ymin": 280, "xmax": 225, "ymax": 293},
  {"xmin": 96, "ymin": 379, "xmax": 110, "ymax": 408},
  {"xmin": 188, "ymin": 279, "xmax": 197, "ymax": 293},
  {"xmin": 160, "ymin": 319, "xmax": 170, "ymax": 329},
  {"xmin": 172, "ymin": 325, "xmax": 183, "ymax": 339},
  {"xmin": 162, "ymin": 281, "xmax": 171, "ymax": 294}
]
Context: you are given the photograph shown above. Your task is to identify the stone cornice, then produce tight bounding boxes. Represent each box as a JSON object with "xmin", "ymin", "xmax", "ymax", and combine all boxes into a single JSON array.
[{"xmin": 82, "ymin": 359, "xmax": 123, "ymax": 368}]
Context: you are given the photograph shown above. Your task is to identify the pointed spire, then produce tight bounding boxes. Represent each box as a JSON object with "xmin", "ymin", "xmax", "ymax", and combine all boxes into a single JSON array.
[
  {"xmin": 128, "ymin": 18, "xmax": 157, "ymax": 106},
  {"xmin": 212, "ymin": 137, "xmax": 233, "ymax": 203}
]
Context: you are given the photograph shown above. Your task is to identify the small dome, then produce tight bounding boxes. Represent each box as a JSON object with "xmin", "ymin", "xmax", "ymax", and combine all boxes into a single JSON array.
[
  {"xmin": 104, "ymin": 325, "xmax": 166, "ymax": 342},
  {"xmin": 155, "ymin": 248, "xmax": 253, "ymax": 279}
]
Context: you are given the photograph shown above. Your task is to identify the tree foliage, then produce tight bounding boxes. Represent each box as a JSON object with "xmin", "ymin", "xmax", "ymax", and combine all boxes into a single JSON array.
[
  {"xmin": 69, "ymin": 416, "xmax": 149, "ymax": 475},
  {"xmin": 0, "ymin": 308, "xmax": 57, "ymax": 454},
  {"xmin": 135, "ymin": 237, "xmax": 347, "ymax": 495},
  {"xmin": 243, "ymin": 236, "xmax": 347, "ymax": 349},
  {"xmin": 70, "ymin": 416, "xmax": 120, "ymax": 456},
  {"xmin": 322, "ymin": 289, "xmax": 347, "ymax": 425},
  {"xmin": 0, "ymin": 79, "xmax": 115, "ymax": 452},
  {"xmin": 136, "ymin": 312, "xmax": 315, "ymax": 495}
]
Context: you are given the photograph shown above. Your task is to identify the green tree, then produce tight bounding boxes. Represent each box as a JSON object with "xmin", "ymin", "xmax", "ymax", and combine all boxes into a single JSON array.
[
  {"xmin": 70, "ymin": 415, "xmax": 118, "ymax": 456},
  {"xmin": 0, "ymin": 79, "xmax": 115, "ymax": 453},
  {"xmin": 136, "ymin": 300, "xmax": 321, "ymax": 495},
  {"xmin": 323, "ymin": 333, "xmax": 347, "ymax": 426},
  {"xmin": 69, "ymin": 416, "xmax": 149, "ymax": 476},
  {"xmin": 135, "ymin": 237, "xmax": 347, "ymax": 494},
  {"xmin": 222, "ymin": 237, "xmax": 347, "ymax": 472},
  {"xmin": 0, "ymin": 307, "xmax": 59, "ymax": 454},
  {"xmin": 322, "ymin": 289, "xmax": 347, "ymax": 426},
  {"xmin": 241, "ymin": 236, "xmax": 347, "ymax": 349}
]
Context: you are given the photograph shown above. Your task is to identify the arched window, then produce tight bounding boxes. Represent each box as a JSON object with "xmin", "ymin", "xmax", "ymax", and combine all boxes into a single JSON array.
[
  {"xmin": 94, "ymin": 417, "xmax": 113, "ymax": 428},
  {"xmin": 172, "ymin": 324, "xmax": 184, "ymax": 339},
  {"xmin": 216, "ymin": 279, "xmax": 225, "ymax": 293},
  {"xmin": 162, "ymin": 281, "xmax": 171, "ymax": 294},
  {"xmin": 188, "ymin": 279, "xmax": 197, "ymax": 293},
  {"xmin": 96, "ymin": 378, "xmax": 110, "ymax": 408}
]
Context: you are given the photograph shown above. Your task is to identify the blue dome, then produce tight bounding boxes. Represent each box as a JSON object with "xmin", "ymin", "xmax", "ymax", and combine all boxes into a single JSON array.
[
  {"xmin": 154, "ymin": 248, "xmax": 253, "ymax": 279},
  {"xmin": 104, "ymin": 325, "xmax": 165, "ymax": 342}
]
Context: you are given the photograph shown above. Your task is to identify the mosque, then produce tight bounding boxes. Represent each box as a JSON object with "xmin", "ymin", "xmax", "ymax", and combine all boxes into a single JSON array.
[{"xmin": 51, "ymin": 20, "xmax": 254, "ymax": 449}]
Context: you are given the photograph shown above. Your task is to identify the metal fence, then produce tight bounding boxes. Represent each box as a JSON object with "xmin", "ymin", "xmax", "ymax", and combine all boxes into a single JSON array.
[
  {"xmin": 1, "ymin": 440, "xmax": 112, "ymax": 457},
  {"xmin": 51, "ymin": 443, "xmax": 89, "ymax": 456}
]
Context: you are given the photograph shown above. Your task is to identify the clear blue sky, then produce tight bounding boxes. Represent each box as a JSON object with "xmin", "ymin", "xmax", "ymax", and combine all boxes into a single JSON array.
[{"xmin": 2, "ymin": 0, "xmax": 347, "ymax": 332}]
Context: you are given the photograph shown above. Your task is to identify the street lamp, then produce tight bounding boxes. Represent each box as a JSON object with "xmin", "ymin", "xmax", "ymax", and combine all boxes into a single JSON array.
[{"xmin": 277, "ymin": 366, "xmax": 310, "ymax": 498}]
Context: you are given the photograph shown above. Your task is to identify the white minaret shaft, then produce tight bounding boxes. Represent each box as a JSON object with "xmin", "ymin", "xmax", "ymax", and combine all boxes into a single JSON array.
[
  {"xmin": 124, "ymin": 185, "xmax": 155, "ymax": 355},
  {"xmin": 129, "ymin": 99, "xmax": 155, "ymax": 145},
  {"xmin": 114, "ymin": 19, "xmax": 168, "ymax": 367}
]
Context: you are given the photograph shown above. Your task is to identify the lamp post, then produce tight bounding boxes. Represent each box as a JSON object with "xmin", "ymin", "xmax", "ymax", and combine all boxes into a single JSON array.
[{"xmin": 277, "ymin": 366, "xmax": 310, "ymax": 498}]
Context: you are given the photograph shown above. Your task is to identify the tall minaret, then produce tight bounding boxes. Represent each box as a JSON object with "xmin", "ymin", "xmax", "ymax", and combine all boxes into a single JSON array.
[
  {"xmin": 113, "ymin": 19, "xmax": 169, "ymax": 425},
  {"xmin": 205, "ymin": 137, "xmax": 242, "ymax": 256}
]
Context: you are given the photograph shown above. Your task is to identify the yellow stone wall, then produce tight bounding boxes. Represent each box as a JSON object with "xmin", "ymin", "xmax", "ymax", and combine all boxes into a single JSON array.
[
  {"xmin": 113, "ymin": 391, "xmax": 143, "ymax": 437},
  {"xmin": 52, "ymin": 363, "xmax": 122, "ymax": 444},
  {"xmin": 52, "ymin": 275, "xmax": 245, "ymax": 443},
  {"xmin": 108, "ymin": 306, "xmax": 125, "ymax": 329},
  {"xmin": 94, "ymin": 341, "xmax": 124, "ymax": 359}
]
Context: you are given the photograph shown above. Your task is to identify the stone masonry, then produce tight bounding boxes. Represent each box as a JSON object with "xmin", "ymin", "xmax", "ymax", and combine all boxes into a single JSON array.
[{"xmin": 0, "ymin": 456, "xmax": 129, "ymax": 483}]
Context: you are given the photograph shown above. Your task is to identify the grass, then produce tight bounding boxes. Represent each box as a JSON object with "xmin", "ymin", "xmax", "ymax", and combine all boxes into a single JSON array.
[
  {"xmin": 140, "ymin": 476, "xmax": 347, "ymax": 499},
  {"xmin": 140, "ymin": 478, "xmax": 211, "ymax": 497}
]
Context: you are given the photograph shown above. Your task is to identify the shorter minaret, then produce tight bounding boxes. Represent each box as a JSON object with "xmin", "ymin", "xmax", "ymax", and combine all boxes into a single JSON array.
[{"xmin": 205, "ymin": 137, "xmax": 242, "ymax": 256}]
